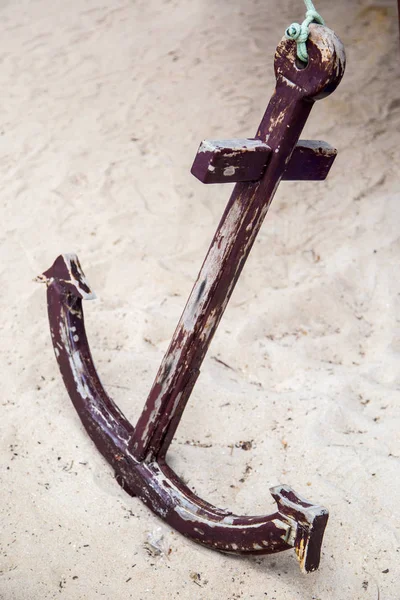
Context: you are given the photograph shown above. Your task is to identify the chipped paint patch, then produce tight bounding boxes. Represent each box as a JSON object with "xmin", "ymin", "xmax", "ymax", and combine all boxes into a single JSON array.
[
  {"xmin": 223, "ymin": 165, "xmax": 236, "ymax": 176},
  {"xmin": 59, "ymin": 320, "xmax": 91, "ymax": 400}
]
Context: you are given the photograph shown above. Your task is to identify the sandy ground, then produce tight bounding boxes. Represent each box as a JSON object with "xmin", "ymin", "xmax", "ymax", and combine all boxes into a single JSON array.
[{"xmin": 1, "ymin": 0, "xmax": 399, "ymax": 598}]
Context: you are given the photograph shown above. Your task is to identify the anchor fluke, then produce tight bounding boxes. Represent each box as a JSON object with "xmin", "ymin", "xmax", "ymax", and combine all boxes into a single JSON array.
[
  {"xmin": 270, "ymin": 485, "xmax": 329, "ymax": 573},
  {"xmin": 42, "ymin": 253, "xmax": 96, "ymax": 300}
]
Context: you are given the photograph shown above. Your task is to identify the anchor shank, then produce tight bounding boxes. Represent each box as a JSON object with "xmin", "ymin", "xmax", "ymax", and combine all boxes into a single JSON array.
[{"xmin": 131, "ymin": 84, "xmax": 313, "ymax": 462}]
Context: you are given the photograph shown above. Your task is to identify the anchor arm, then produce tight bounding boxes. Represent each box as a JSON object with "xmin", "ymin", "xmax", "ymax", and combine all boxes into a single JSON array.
[
  {"xmin": 41, "ymin": 254, "xmax": 135, "ymax": 466},
  {"xmin": 42, "ymin": 254, "xmax": 327, "ymax": 571}
]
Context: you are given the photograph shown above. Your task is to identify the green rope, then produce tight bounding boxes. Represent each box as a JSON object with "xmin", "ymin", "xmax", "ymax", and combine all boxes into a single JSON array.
[{"xmin": 285, "ymin": 0, "xmax": 325, "ymax": 63}]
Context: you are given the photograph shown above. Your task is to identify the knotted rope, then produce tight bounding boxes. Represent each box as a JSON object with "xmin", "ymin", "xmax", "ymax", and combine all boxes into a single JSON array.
[{"xmin": 285, "ymin": 0, "xmax": 325, "ymax": 63}]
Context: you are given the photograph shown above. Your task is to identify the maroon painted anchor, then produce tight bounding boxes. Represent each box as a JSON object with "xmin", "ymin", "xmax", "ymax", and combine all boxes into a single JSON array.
[{"xmin": 40, "ymin": 24, "xmax": 345, "ymax": 573}]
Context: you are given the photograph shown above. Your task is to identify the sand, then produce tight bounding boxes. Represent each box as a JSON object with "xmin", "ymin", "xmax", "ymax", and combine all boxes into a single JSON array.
[{"xmin": 1, "ymin": 0, "xmax": 399, "ymax": 598}]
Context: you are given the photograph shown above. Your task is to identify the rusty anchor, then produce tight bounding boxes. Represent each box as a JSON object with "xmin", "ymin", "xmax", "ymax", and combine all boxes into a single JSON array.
[{"xmin": 40, "ymin": 24, "xmax": 345, "ymax": 573}]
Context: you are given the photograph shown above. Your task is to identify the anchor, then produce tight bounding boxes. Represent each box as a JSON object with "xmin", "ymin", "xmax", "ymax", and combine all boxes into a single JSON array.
[{"xmin": 40, "ymin": 24, "xmax": 345, "ymax": 573}]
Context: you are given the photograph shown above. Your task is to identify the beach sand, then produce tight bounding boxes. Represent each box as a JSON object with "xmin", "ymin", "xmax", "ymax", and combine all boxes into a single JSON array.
[{"xmin": 1, "ymin": 1, "xmax": 399, "ymax": 598}]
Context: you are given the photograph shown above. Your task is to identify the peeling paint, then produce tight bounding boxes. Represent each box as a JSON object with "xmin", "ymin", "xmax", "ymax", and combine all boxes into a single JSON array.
[{"xmin": 223, "ymin": 165, "xmax": 236, "ymax": 176}]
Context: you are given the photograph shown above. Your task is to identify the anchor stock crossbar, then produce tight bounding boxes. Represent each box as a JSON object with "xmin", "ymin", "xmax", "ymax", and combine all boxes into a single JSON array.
[{"xmin": 41, "ymin": 24, "xmax": 345, "ymax": 573}]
